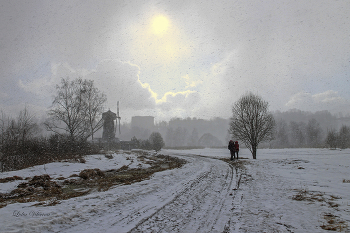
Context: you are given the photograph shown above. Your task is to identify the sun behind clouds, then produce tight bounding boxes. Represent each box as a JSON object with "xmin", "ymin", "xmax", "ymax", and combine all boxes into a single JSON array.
[
  {"xmin": 127, "ymin": 13, "xmax": 189, "ymax": 63},
  {"xmin": 152, "ymin": 15, "xmax": 170, "ymax": 35},
  {"xmin": 123, "ymin": 12, "xmax": 195, "ymax": 99}
]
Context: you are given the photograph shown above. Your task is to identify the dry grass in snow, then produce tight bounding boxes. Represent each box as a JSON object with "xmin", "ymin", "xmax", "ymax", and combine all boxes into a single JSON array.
[{"xmin": 0, "ymin": 151, "xmax": 186, "ymax": 209}]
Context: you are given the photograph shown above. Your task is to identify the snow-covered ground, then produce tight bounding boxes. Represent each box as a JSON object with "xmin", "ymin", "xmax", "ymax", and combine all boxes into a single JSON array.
[
  {"xmin": 168, "ymin": 148, "xmax": 350, "ymax": 232},
  {"xmin": 0, "ymin": 151, "xmax": 149, "ymax": 194},
  {"xmin": 0, "ymin": 148, "xmax": 349, "ymax": 232}
]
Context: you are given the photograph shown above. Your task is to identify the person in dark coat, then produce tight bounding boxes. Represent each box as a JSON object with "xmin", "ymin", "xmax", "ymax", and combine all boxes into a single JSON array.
[
  {"xmin": 228, "ymin": 140, "xmax": 236, "ymax": 160},
  {"xmin": 234, "ymin": 141, "xmax": 239, "ymax": 159}
]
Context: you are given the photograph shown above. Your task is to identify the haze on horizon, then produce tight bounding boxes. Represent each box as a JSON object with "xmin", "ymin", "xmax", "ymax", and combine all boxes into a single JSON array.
[{"xmin": 1, "ymin": 0, "xmax": 350, "ymax": 123}]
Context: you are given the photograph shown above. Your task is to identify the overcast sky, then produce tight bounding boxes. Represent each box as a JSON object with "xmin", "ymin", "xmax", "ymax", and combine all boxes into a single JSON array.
[{"xmin": 1, "ymin": 0, "xmax": 350, "ymax": 122}]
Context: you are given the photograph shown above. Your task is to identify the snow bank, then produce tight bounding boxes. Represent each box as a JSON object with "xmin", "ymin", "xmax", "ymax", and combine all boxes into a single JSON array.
[{"xmin": 0, "ymin": 152, "xmax": 142, "ymax": 193}]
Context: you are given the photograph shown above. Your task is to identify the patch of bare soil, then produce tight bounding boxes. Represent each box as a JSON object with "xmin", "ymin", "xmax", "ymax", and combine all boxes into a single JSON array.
[
  {"xmin": 220, "ymin": 158, "xmax": 249, "ymax": 171},
  {"xmin": 321, "ymin": 213, "xmax": 348, "ymax": 231},
  {"xmin": 0, "ymin": 175, "xmax": 24, "ymax": 183},
  {"xmin": 292, "ymin": 188, "xmax": 348, "ymax": 231},
  {"xmin": 292, "ymin": 189, "xmax": 342, "ymax": 208},
  {"xmin": 0, "ymin": 152, "xmax": 186, "ymax": 208}
]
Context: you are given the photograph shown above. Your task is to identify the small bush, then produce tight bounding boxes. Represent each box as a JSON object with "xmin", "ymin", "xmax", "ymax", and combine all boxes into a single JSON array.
[
  {"xmin": 104, "ymin": 154, "xmax": 113, "ymax": 159},
  {"xmin": 5, "ymin": 174, "xmax": 61, "ymax": 200},
  {"xmin": 117, "ymin": 165, "xmax": 129, "ymax": 171},
  {"xmin": 79, "ymin": 158, "xmax": 86, "ymax": 163},
  {"xmin": 0, "ymin": 176, "xmax": 23, "ymax": 183},
  {"xmin": 28, "ymin": 174, "xmax": 51, "ymax": 188},
  {"xmin": 0, "ymin": 134, "xmax": 100, "ymax": 172},
  {"xmin": 79, "ymin": 168, "xmax": 105, "ymax": 179}
]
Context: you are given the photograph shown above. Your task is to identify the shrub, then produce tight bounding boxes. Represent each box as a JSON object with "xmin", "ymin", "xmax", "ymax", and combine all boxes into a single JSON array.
[{"xmin": 79, "ymin": 168, "xmax": 105, "ymax": 179}]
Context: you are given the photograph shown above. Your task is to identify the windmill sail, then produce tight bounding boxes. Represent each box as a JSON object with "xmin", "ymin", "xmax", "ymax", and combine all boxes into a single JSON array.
[{"xmin": 117, "ymin": 101, "xmax": 121, "ymax": 134}]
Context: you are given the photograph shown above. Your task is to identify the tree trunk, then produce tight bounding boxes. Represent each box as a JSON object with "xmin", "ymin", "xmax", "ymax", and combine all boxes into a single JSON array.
[{"xmin": 252, "ymin": 146, "xmax": 257, "ymax": 159}]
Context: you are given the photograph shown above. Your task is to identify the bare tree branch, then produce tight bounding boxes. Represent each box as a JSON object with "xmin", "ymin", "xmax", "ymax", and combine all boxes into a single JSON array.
[
  {"xmin": 46, "ymin": 78, "xmax": 106, "ymax": 141},
  {"xmin": 229, "ymin": 93, "xmax": 275, "ymax": 159}
]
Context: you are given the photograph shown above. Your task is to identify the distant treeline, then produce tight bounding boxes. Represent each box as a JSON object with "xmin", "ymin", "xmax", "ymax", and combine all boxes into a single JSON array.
[
  {"xmin": 118, "ymin": 117, "xmax": 230, "ymax": 148},
  {"xmin": 270, "ymin": 109, "xmax": 349, "ymax": 148},
  {"xmin": 118, "ymin": 109, "xmax": 350, "ymax": 149}
]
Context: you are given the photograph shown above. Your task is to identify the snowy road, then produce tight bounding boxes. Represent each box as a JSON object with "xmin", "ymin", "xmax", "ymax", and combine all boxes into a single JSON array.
[
  {"xmin": 1, "ymin": 149, "xmax": 350, "ymax": 233},
  {"xmin": 130, "ymin": 154, "xmax": 238, "ymax": 233},
  {"xmin": 59, "ymin": 153, "xmax": 239, "ymax": 233},
  {"xmin": 1, "ymin": 152, "xmax": 241, "ymax": 233}
]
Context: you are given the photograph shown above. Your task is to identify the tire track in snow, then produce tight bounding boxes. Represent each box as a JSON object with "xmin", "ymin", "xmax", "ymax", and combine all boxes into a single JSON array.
[
  {"xmin": 47, "ymin": 153, "xmax": 221, "ymax": 233},
  {"xmin": 129, "ymin": 154, "xmax": 237, "ymax": 233},
  {"xmin": 126, "ymin": 167, "xmax": 212, "ymax": 231},
  {"xmin": 10, "ymin": 153, "xmax": 238, "ymax": 233},
  {"xmin": 114, "ymin": 166, "xmax": 212, "ymax": 229}
]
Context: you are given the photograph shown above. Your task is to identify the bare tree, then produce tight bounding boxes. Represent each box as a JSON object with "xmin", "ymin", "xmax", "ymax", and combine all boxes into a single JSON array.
[
  {"xmin": 289, "ymin": 121, "xmax": 306, "ymax": 147},
  {"xmin": 306, "ymin": 118, "xmax": 322, "ymax": 147},
  {"xmin": 16, "ymin": 107, "xmax": 40, "ymax": 146},
  {"xmin": 0, "ymin": 110, "xmax": 10, "ymax": 145},
  {"xmin": 325, "ymin": 129, "xmax": 338, "ymax": 149},
  {"xmin": 83, "ymin": 80, "xmax": 107, "ymax": 140},
  {"xmin": 149, "ymin": 132, "xmax": 165, "ymax": 152},
  {"xmin": 165, "ymin": 127, "xmax": 174, "ymax": 147},
  {"xmin": 3, "ymin": 108, "xmax": 38, "ymax": 144},
  {"xmin": 273, "ymin": 119, "xmax": 289, "ymax": 148},
  {"xmin": 0, "ymin": 108, "xmax": 39, "ymax": 153},
  {"xmin": 229, "ymin": 93, "xmax": 275, "ymax": 159},
  {"xmin": 188, "ymin": 128, "xmax": 199, "ymax": 147},
  {"xmin": 45, "ymin": 78, "xmax": 106, "ymax": 141},
  {"xmin": 338, "ymin": 125, "xmax": 350, "ymax": 149}
]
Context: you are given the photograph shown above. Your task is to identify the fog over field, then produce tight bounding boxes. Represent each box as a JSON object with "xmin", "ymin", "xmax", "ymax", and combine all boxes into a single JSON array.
[{"xmin": 1, "ymin": 0, "xmax": 350, "ymax": 123}]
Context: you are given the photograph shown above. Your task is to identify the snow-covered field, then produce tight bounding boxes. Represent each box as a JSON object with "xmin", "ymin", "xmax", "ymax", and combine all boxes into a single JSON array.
[{"xmin": 0, "ymin": 148, "xmax": 349, "ymax": 232}]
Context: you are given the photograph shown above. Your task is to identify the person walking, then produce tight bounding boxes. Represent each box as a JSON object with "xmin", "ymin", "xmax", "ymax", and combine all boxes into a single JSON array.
[
  {"xmin": 228, "ymin": 140, "xmax": 236, "ymax": 160},
  {"xmin": 234, "ymin": 141, "xmax": 239, "ymax": 159}
]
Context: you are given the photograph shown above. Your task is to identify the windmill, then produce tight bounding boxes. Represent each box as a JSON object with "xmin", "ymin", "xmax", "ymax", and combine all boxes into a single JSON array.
[{"xmin": 116, "ymin": 101, "xmax": 121, "ymax": 134}]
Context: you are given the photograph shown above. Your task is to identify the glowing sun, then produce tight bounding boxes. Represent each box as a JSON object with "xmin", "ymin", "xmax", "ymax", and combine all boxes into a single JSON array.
[{"xmin": 152, "ymin": 15, "xmax": 170, "ymax": 35}]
